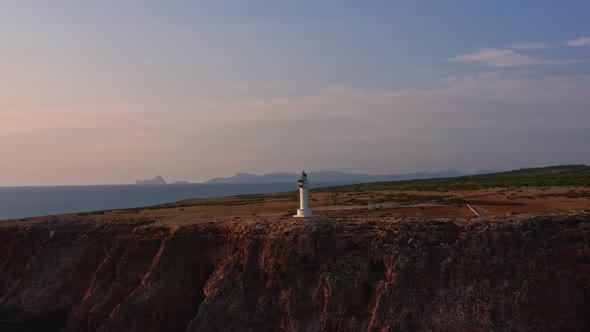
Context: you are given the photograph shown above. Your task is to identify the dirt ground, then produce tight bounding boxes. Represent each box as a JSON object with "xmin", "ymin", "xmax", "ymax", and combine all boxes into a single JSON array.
[{"xmin": 3, "ymin": 185, "xmax": 589, "ymax": 227}]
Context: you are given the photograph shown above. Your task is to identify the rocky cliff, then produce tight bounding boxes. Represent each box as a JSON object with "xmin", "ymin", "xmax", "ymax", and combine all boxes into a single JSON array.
[{"xmin": 1, "ymin": 214, "xmax": 589, "ymax": 331}]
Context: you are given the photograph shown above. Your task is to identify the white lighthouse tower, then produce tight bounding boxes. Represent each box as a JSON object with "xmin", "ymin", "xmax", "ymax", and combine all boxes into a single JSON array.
[{"xmin": 294, "ymin": 171, "xmax": 315, "ymax": 217}]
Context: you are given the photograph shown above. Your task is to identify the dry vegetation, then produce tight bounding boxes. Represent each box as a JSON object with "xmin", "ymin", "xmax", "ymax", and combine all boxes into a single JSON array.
[
  {"xmin": 4, "ymin": 185, "xmax": 588, "ymax": 228},
  {"xmin": 3, "ymin": 165, "xmax": 589, "ymax": 227}
]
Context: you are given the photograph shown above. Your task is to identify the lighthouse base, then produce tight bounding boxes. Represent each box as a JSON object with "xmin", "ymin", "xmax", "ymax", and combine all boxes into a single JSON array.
[{"xmin": 293, "ymin": 209, "xmax": 317, "ymax": 218}]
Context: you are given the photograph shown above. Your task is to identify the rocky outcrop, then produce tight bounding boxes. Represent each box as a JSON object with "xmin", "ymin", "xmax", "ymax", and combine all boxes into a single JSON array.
[
  {"xmin": 0, "ymin": 214, "xmax": 589, "ymax": 331},
  {"xmin": 135, "ymin": 176, "xmax": 167, "ymax": 185}
]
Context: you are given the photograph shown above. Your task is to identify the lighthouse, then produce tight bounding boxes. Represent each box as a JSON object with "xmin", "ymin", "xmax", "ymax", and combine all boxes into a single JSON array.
[{"xmin": 294, "ymin": 171, "xmax": 315, "ymax": 217}]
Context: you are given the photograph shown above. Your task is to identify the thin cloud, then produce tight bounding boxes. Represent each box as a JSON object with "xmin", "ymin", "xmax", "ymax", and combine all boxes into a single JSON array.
[
  {"xmin": 512, "ymin": 41, "xmax": 552, "ymax": 50},
  {"xmin": 566, "ymin": 37, "xmax": 590, "ymax": 47},
  {"xmin": 453, "ymin": 48, "xmax": 578, "ymax": 68},
  {"xmin": 3, "ymin": 73, "xmax": 589, "ymax": 185}
]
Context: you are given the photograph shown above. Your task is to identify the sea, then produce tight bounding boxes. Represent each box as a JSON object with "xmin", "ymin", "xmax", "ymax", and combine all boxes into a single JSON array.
[{"xmin": 0, "ymin": 182, "xmax": 345, "ymax": 221}]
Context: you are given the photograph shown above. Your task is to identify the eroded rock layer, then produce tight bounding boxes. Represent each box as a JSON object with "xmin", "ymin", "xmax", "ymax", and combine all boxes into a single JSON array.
[{"xmin": 1, "ymin": 215, "xmax": 589, "ymax": 331}]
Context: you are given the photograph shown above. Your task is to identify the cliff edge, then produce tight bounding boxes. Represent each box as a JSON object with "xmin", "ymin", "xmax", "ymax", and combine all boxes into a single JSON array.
[{"xmin": 1, "ymin": 214, "xmax": 589, "ymax": 331}]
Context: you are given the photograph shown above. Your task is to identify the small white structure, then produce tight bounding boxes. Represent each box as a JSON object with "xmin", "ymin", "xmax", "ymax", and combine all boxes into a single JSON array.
[
  {"xmin": 368, "ymin": 203, "xmax": 386, "ymax": 210},
  {"xmin": 294, "ymin": 171, "xmax": 316, "ymax": 217}
]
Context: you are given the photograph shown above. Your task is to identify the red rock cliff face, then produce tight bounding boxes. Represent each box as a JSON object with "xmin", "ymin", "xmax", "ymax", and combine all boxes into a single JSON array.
[{"xmin": 0, "ymin": 215, "xmax": 589, "ymax": 331}]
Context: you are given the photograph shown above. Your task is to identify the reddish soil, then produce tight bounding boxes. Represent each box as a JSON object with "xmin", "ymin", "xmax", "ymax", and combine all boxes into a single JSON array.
[{"xmin": 4, "ymin": 186, "xmax": 588, "ymax": 228}]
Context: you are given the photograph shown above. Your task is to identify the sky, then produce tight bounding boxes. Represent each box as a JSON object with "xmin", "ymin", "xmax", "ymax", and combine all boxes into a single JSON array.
[{"xmin": 1, "ymin": 0, "xmax": 590, "ymax": 185}]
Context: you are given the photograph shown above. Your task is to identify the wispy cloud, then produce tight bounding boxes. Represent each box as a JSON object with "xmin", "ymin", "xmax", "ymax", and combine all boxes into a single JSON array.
[
  {"xmin": 233, "ymin": 80, "xmax": 298, "ymax": 94},
  {"xmin": 3, "ymin": 73, "xmax": 590, "ymax": 184},
  {"xmin": 453, "ymin": 48, "xmax": 578, "ymax": 68},
  {"xmin": 566, "ymin": 37, "xmax": 590, "ymax": 47},
  {"xmin": 512, "ymin": 41, "xmax": 552, "ymax": 50}
]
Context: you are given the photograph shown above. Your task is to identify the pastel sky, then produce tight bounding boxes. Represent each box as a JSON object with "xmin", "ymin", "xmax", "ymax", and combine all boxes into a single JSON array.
[{"xmin": 1, "ymin": 0, "xmax": 590, "ymax": 185}]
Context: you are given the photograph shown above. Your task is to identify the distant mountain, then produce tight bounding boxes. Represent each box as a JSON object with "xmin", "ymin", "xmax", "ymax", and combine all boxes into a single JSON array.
[
  {"xmin": 135, "ymin": 175, "xmax": 167, "ymax": 185},
  {"xmin": 207, "ymin": 172, "xmax": 296, "ymax": 184},
  {"xmin": 205, "ymin": 170, "xmax": 493, "ymax": 184}
]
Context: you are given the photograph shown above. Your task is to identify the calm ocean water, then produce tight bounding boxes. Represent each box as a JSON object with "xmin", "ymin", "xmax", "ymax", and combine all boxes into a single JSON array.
[{"xmin": 0, "ymin": 182, "xmax": 344, "ymax": 221}]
